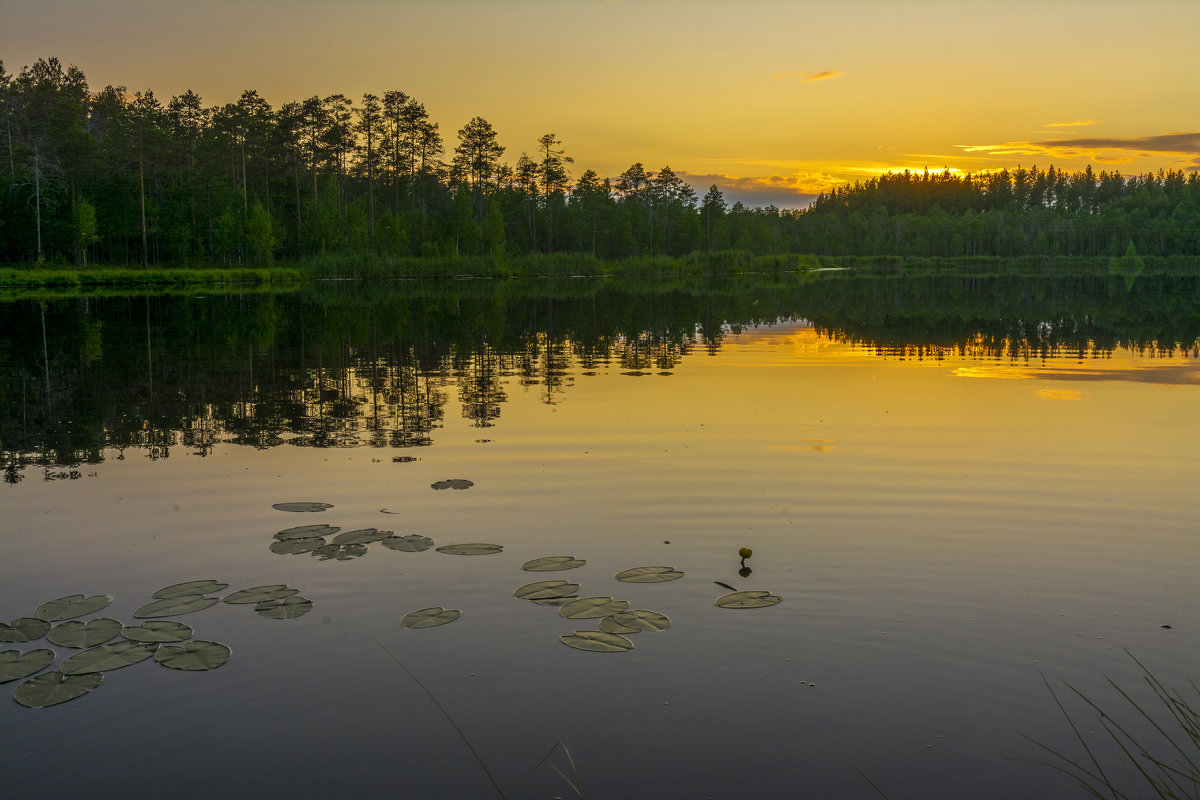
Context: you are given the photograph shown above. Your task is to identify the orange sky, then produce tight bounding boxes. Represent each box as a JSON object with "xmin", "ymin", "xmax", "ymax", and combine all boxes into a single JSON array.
[{"xmin": 4, "ymin": 0, "xmax": 1198, "ymax": 207}]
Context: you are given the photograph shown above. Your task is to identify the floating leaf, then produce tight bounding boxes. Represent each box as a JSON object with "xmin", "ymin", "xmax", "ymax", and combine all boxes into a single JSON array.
[
  {"xmin": 134, "ymin": 594, "xmax": 219, "ymax": 618},
  {"xmin": 155, "ymin": 641, "xmax": 231, "ymax": 671},
  {"xmin": 559, "ymin": 597, "xmax": 630, "ymax": 619},
  {"xmin": 0, "ymin": 649, "xmax": 55, "ymax": 684},
  {"xmin": 35, "ymin": 594, "xmax": 113, "ymax": 622},
  {"xmin": 0, "ymin": 618, "xmax": 51, "ymax": 643},
  {"xmin": 400, "ymin": 607, "xmax": 461, "ymax": 629},
  {"xmin": 255, "ymin": 597, "xmax": 313, "ymax": 620},
  {"xmin": 272, "ymin": 502, "xmax": 334, "ymax": 512},
  {"xmin": 270, "ymin": 537, "xmax": 325, "ymax": 555},
  {"xmin": 530, "ymin": 596, "xmax": 578, "ymax": 607},
  {"xmin": 614, "ymin": 566, "xmax": 684, "ymax": 583},
  {"xmin": 599, "ymin": 610, "xmax": 672, "ymax": 634},
  {"xmin": 312, "ymin": 543, "xmax": 367, "ymax": 561},
  {"xmin": 431, "ymin": 479, "xmax": 474, "ymax": 490},
  {"xmin": 560, "ymin": 631, "xmax": 634, "ymax": 653},
  {"xmin": 521, "ymin": 556, "xmax": 587, "ymax": 572},
  {"xmin": 715, "ymin": 590, "xmax": 783, "ymax": 609},
  {"xmin": 47, "ymin": 618, "xmax": 122, "ymax": 649},
  {"xmin": 380, "ymin": 534, "xmax": 434, "ymax": 552},
  {"xmin": 152, "ymin": 580, "xmax": 228, "ymax": 599},
  {"xmin": 13, "ymin": 671, "xmax": 102, "ymax": 708},
  {"xmin": 275, "ymin": 524, "xmax": 340, "ymax": 541},
  {"xmin": 514, "ymin": 580, "xmax": 580, "ymax": 600},
  {"xmin": 120, "ymin": 621, "xmax": 193, "ymax": 643},
  {"xmin": 331, "ymin": 528, "xmax": 391, "ymax": 545},
  {"xmin": 61, "ymin": 640, "xmax": 158, "ymax": 674},
  {"xmin": 222, "ymin": 585, "xmax": 298, "ymax": 604},
  {"xmin": 436, "ymin": 543, "xmax": 503, "ymax": 556}
]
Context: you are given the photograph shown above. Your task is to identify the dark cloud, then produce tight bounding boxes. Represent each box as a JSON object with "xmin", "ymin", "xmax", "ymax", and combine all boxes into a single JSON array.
[
  {"xmin": 675, "ymin": 171, "xmax": 821, "ymax": 210},
  {"xmin": 962, "ymin": 132, "xmax": 1200, "ymax": 171},
  {"xmin": 1033, "ymin": 132, "xmax": 1200, "ymax": 153}
]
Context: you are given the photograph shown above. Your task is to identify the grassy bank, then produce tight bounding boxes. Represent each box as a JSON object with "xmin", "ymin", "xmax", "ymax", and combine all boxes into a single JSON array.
[
  {"xmin": 3, "ymin": 251, "xmax": 1198, "ymax": 292},
  {"xmin": 0, "ymin": 265, "xmax": 307, "ymax": 291}
]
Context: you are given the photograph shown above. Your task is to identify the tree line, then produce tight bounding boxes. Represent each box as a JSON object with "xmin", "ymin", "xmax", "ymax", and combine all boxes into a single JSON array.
[{"xmin": 3, "ymin": 57, "xmax": 1199, "ymax": 268}]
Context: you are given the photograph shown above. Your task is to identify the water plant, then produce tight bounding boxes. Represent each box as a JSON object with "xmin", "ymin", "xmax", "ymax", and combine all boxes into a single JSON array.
[
  {"xmin": 614, "ymin": 566, "xmax": 684, "ymax": 583},
  {"xmin": 715, "ymin": 590, "xmax": 782, "ymax": 609},
  {"xmin": 8, "ymin": 576, "xmax": 308, "ymax": 708},
  {"xmin": 1023, "ymin": 653, "xmax": 1200, "ymax": 800}
]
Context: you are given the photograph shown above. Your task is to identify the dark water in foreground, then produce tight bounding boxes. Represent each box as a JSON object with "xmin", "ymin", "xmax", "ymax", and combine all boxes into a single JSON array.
[{"xmin": 2, "ymin": 273, "xmax": 1197, "ymax": 799}]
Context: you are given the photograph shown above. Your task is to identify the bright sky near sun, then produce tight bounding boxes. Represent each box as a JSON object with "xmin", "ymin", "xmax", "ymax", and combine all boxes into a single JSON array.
[{"xmin": 4, "ymin": 0, "xmax": 1198, "ymax": 207}]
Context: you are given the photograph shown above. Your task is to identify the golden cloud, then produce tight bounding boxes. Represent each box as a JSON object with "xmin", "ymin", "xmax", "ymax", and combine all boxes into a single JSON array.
[
  {"xmin": 772, "ymin": 70, "xmax": 843, "ymax": 83},
  {"xmin": 1045, "ymin": 120, "xmax": 1097, "ymax": 127}
]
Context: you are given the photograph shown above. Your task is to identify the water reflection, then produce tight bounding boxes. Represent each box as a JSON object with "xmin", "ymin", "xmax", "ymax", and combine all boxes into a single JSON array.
[{"xmin": 2, "ymin": 273, "xmax": 1197, "ymax": 482}]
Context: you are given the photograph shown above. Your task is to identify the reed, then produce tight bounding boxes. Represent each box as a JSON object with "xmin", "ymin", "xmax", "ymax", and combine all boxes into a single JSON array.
[{"xmin": 1023, "ymin": 653, "xmax": 1199, "ymax": 799}]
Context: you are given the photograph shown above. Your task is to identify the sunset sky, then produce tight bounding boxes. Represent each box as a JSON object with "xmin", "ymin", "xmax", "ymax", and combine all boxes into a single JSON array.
[{"xmin": 4, "ymin": 0, "xmax": 1198, "ymax": 207}]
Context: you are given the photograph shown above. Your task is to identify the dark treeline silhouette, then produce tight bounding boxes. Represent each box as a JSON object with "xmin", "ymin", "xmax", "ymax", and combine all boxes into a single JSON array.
[
  {"xmin": 4, "ymin": 57, "xmax": 1199, "ymax": 268},
  {"xmin": 3, "ymin": 272, "xmax": 1197, "ymax": 482}
]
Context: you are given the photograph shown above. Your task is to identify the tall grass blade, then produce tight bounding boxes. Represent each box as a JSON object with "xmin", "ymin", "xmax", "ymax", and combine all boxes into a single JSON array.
[{"xmin": 374, "ymin": 639, "xmax": 508, "ymax": 800}]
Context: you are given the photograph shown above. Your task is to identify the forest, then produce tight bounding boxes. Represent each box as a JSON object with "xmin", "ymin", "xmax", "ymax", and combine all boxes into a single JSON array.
[{"xmin": 3, "ymin": 57, "xmax": 1200, "ymax": 269}]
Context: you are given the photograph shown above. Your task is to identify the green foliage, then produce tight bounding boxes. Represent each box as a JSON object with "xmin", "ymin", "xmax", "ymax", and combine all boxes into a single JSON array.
[{"xmin": 5, "ymin": 56, "xmax": 1194, "ymax": 268}]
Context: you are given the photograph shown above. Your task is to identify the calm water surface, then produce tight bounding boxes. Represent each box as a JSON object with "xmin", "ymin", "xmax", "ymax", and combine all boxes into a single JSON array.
[{"xmin": 2, "ymin": 275, "xmax": 1197, "ymax": 799}]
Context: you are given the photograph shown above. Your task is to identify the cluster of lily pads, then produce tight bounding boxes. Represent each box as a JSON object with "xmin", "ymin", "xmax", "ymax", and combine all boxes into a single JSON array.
[
  {"xmin": 270, "ymin": 491, "xmax": 496, "ymax": 562},
  {"xmin": 2, "ymin": 580, "xmax": 311, "ymax": 708},
  {"xmin": 272, "ymin": 493, "xmax": 783, "ymax": 653}
]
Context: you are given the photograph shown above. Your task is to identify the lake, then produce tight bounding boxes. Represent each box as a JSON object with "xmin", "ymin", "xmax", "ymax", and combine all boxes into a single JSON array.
[{"xmin": 2, "ymin": 272, "xmax": 1198, "ymax": 799}]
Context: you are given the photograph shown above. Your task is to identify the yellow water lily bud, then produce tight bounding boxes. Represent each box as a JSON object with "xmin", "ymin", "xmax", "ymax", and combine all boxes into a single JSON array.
[{"xmin": 738, "ymin": 547, "xmax": 753, "ymax": 559}]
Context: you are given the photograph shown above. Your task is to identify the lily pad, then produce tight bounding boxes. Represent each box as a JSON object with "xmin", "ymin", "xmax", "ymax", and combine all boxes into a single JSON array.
[
  {"xmin": 436, "ymin": 542, "xmax": 503, "ymax": 556},
  {"xmin": 272, "ymin": 502, "xmax": 334, "ymax": 512},
  {"xmin": 13, "ymin": 671, "xmax": 102, "ymax": 708},
  {"xmin": 35, "ymin": 594, "xmax": 113, "ymax": 622},
  {"xmin": 47, "ymin": 618, "xmax": 122, "ymax": 649},
  {"xmin": 514, "ymin": 580, "xmax": 580, "ymax": 600},
  {"xmin": 0, "ymin": 618, "xmax": 51, "ymax": 643},
  {"xmin": 331, "ymin": 528, "xmax": 391, "ymax": 545},
  {"xmin": 614, "ymin": 566, "xmax": 684, "ymax": 583},
  {"xmin": 155, "ymin": 640, "xmax": 231, "ymax": 671},
  {"xmin": 270, "ymin": 537, "xmax": 325, "ymax": 555},
  {"xmin": 0, "ymin": 649, "xmax": 55, "ymax": 684},
  {"xmin": 531, "ymin": 596, "xmax": 579, "ymax": 607},
  {"xmin": 380, "ymin": 534, "xmax": 434, "ymax": 552},
  {"xmin": 275, "ymin": 524, "xmax": 340, "ymax": 541},
  {"xmin": 559, "ymin": 597, "xmax": 630, "ymax": 619},
  {"xmin": 560, "ymin": 631, "xmax": 634, "ymax": 653},
  {"xmin": 134, "ymin": 594, "xmax": 219, "ymax": 618},
  {"xmin": 521, "ymin": 556, "xmax": 587, "ymax": 572},
  {"xmin": 715, "ymin": 590, "xmax": 783, "ymax": 609},
  {"xmin": 255, "ymin": 597, "xmax": 313, "ymax": 620},
  {"xmin": 312, "ymin": 543, "xmax": 368, "ymax": 561},
  {"xmin": 431, "ymin": 479, "xmax": 474, "ymax": 490},
  {"xmin": 152, "ymin": 580, "xmax": 229, "ymax": 599},
  {"xmin": 61, "ymin": 640, "xmax": 158, "ymax": 674},
  {"xmin": 400, "ymin": 607, "xmax": 461, "ymax": 629},
  {"xmin": 222, "ymin": 585, "xmax": 299, "ymax": 604},
  {"xmin": 599, "ymin": 610, "xmax": 672, "ymax": 634},
  {"xmin": 120, "ymin": 621, "xmax": 194, "ymax": 643}
]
